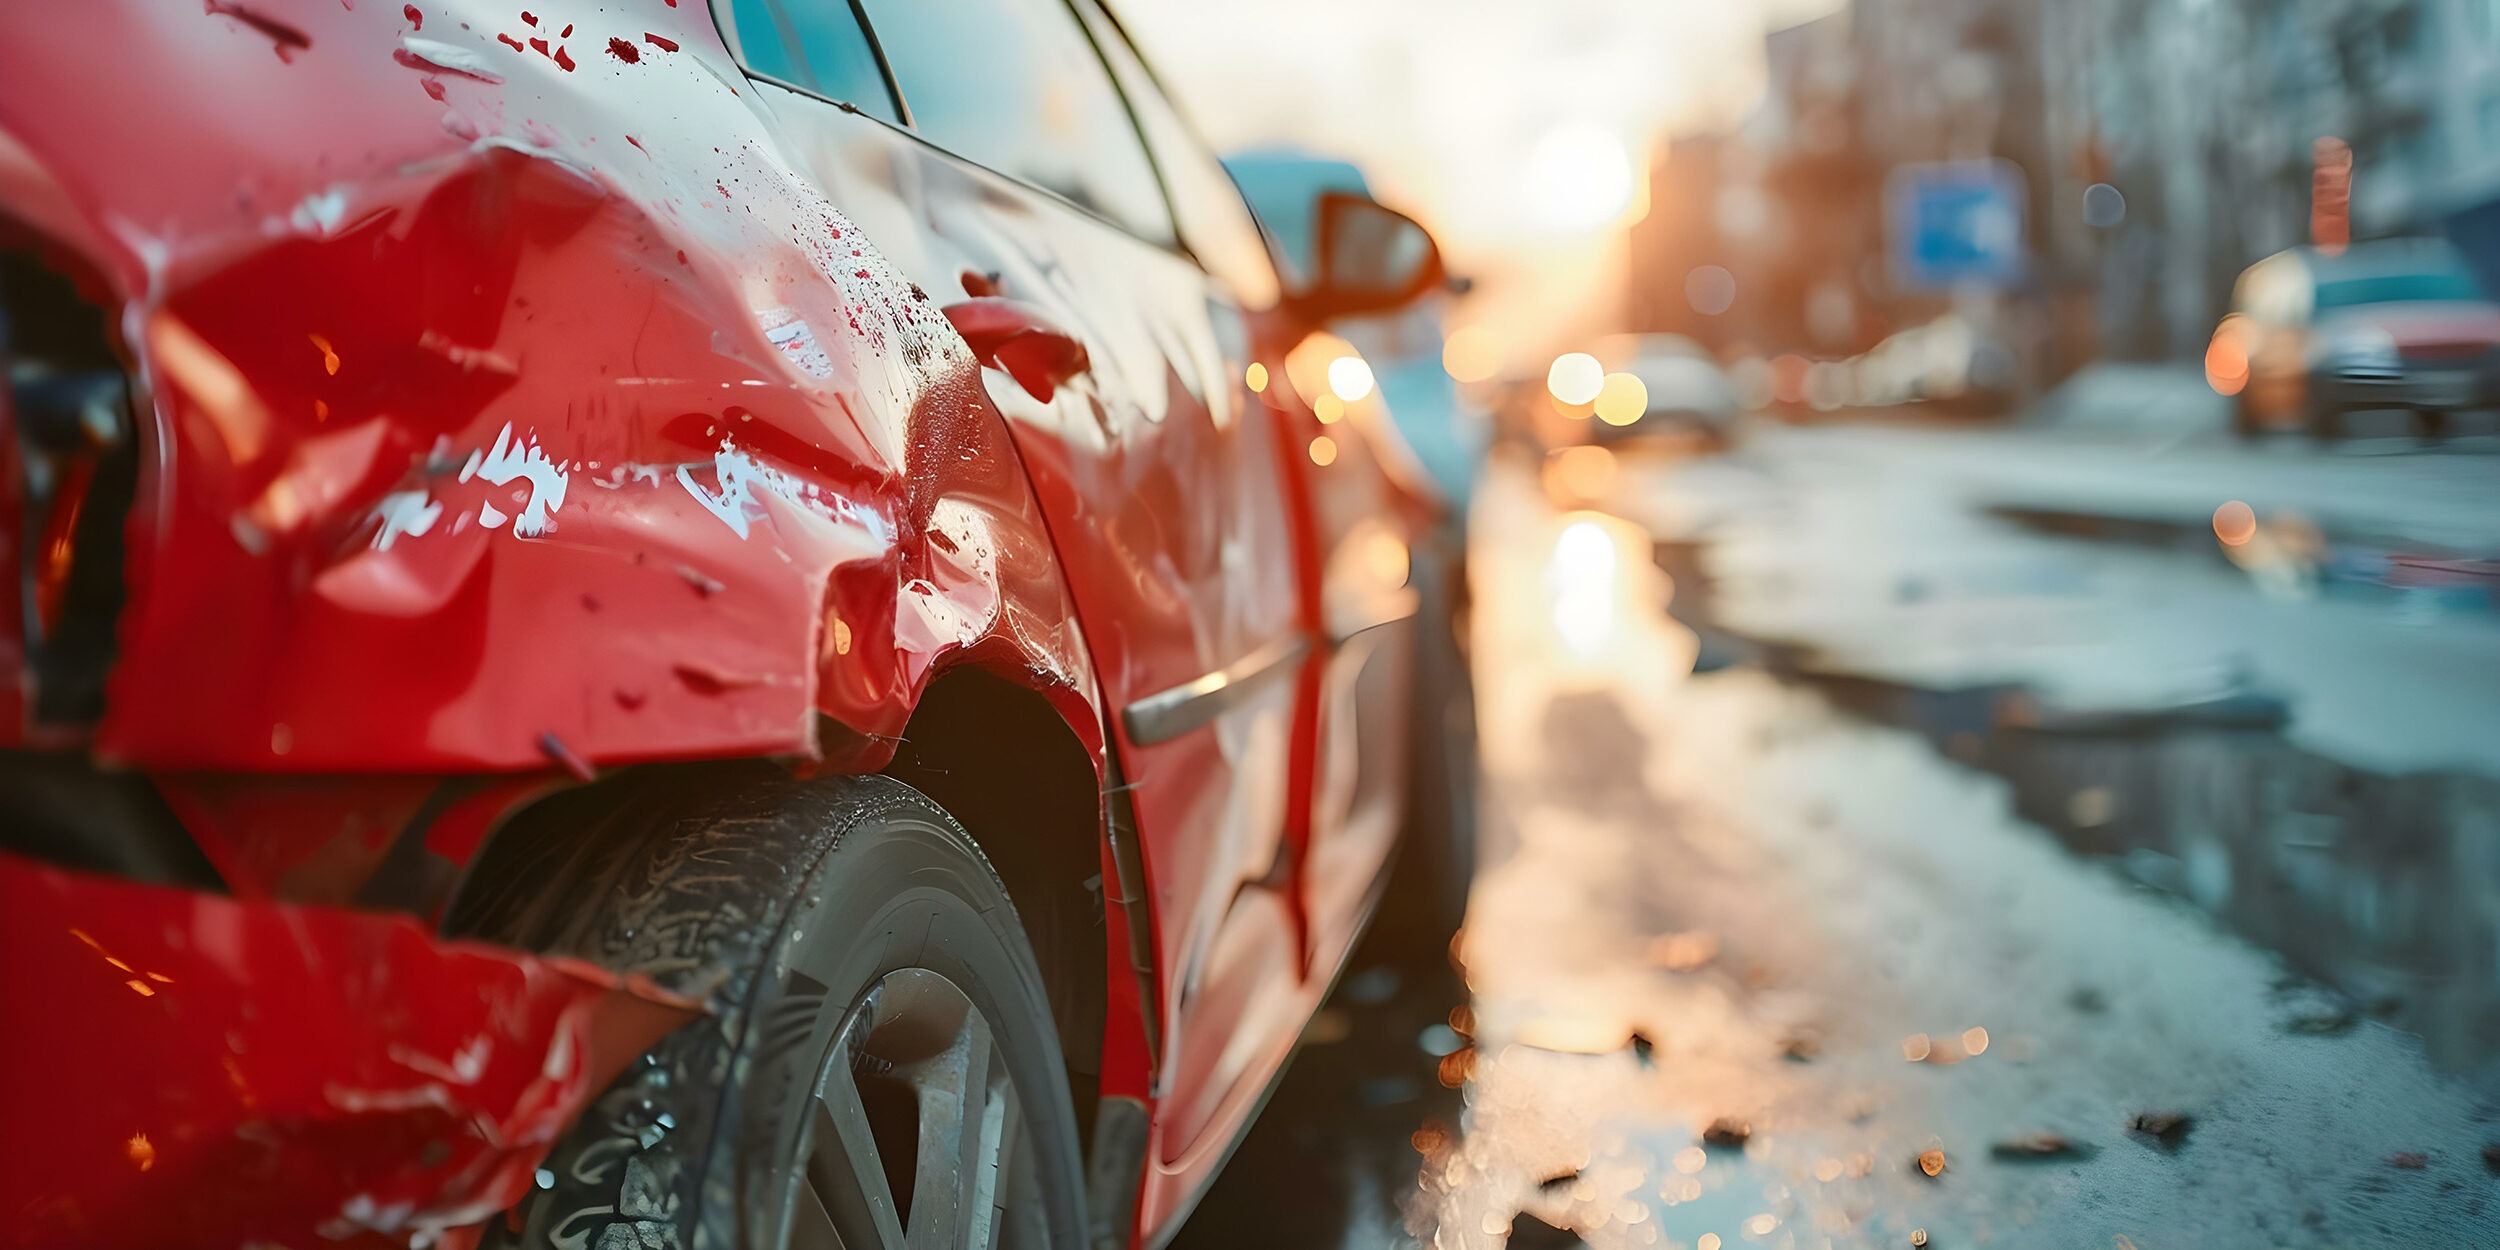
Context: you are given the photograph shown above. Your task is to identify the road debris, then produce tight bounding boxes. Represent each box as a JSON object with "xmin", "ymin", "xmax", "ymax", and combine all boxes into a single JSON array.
[
  {"xmin": 2128, "ymin": 1111, "xmax": 2194, "ymax": 1149},
  {"xmin": 1991, "ymin": 1132, "xmax": 2090, "ymax": 1161}
]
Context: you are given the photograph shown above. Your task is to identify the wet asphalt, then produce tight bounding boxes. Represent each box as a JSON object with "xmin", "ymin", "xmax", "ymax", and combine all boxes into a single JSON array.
[{"xmin": 1172, "ymin": 421, "xmax": 2500, "ymax": 1249}]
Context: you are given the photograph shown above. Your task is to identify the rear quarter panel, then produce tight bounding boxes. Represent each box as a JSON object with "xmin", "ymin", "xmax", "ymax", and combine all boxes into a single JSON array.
[{"xmin": 0, "ymin": 0, "xmax": 1101, "ymax": 783}]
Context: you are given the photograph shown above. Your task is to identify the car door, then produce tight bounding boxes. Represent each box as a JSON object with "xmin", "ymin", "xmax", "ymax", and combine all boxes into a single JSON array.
[
  {"xmin": 1074, "ymin": 16, "xmax": 1431, "ymax": 992},
  {"xmin": 706, "ymin": 0, "xmax": 1318, "ymax": 1218}
]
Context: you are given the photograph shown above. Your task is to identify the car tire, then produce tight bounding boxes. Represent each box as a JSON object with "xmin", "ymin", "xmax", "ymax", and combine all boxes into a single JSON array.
[
  {"xmin": 1368, "ymin": 521, "xmax": 1477, "ymax": 962},
  {"xmin": 482, "ymin": 774, "xmax": 1089, "ymax": 1250},
  {"xmin": 2417, "ymin": 406, "xmax": 2450, "ymax": 444}
]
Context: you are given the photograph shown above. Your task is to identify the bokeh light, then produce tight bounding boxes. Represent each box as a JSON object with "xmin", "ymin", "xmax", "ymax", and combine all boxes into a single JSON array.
[
  {"xmin": 1548, "ymin": 352, "xmax": 1605, "ymax": 405},
  {"xmin": 1594, "ymin": 372, "xmax": 1649, "ymax": 426},
  {"xmin": 1327, "ymin": 354, "xmax": 1376, "ymax": 402},
  {"xmin": 2082, "ymin": 181, "xmax": 2127, "ymax": 227},
  {"xmin": 2213, "ymin": 500, "xmax": 2257, "ymax": 547},
  {"xmin": 1545, "ymin": 444, "xmax": 1618, "ymax": 500},
  {"xmin": 2205, "ymin": 314, "xmax": 2251, "ymax": 397},
  {"xmin": 1442, "ymin": 325, "xmax": 1502, "ymax": 383},
  {"xmin": 1684, "ymin": 265, "xmax": 1737, "ymax": 315},
  {"xmin": 1526, "ymin": 124, "xmax": 1636, "ymax": 233}
]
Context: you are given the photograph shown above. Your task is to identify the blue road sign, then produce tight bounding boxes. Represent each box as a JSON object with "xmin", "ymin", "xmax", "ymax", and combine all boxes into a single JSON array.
[{"xmin": 1886, "ymin": 160, "xmax": 2028, "ymax": 291}]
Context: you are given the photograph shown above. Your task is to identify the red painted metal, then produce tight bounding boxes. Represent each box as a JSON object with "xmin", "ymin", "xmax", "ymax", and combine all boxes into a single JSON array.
[
  {"xmin": 941, "ymin": 297, "xmax": 1093, "ymax": 403},
  {"xmin": 0, "ymin": 850, "xmax": 701, "ymax": 1250},
  {"xmin": 0, "ymin": 1, "xmax": 1101, "ymax": 779},
  {"xmin": 0, "ymin": 1, "xmax": 1438, "ymax": 1244},
  {"xmin": 149, "ymin": 774, "xmax": 441, "ymax": 903}
]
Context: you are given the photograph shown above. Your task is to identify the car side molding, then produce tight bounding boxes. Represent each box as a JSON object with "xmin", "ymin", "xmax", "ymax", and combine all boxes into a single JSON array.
[{"xmin": 1120, "ymin": 635, "xmax": 1310, "ymax": 745}]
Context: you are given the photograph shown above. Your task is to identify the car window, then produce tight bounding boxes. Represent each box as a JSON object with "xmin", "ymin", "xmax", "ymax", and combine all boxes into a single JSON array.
[
  {"xmin": 854, "ymin": 0, "xmax": 1175, "ymax": 244},
  {"xmin": 1072, "ymin": 0, "xmax": 1280, "ymax": 306},
  {"xmin": 716, "ymin": 0, "xmax": 901, "ymax": 125},
  {"xmin": 2314, "ymin": 269, "xmax": 2484, "ymax": 309}
]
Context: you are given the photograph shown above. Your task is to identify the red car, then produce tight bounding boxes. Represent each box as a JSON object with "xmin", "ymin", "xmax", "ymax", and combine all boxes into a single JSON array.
[
  {"xmin": 2213, "ymin": 239, "xmax": 2500, "ymax": 439},
  {"xmin": 0, "ymin": 2, "xmax": 1454, "ymax": 1247}
]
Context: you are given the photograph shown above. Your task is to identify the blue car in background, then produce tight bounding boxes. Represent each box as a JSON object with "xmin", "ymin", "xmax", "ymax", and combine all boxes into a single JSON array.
[{"xmin": 1226, "ymin": 147, "xmax": 1486, "ymax": 510}]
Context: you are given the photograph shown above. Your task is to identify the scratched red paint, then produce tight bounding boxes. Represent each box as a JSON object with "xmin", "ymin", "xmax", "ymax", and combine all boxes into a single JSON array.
[
  {"xmin": 606, "ymin": 35, "xmax": 637, "ymax": 62},
  {"xmin": 402, "ymin": 4, "xmax": 421, "ymax": 29},
  {"xmin": 0, "ymin": 0, "xmax": 1442, "ymax": 1245},
  {"xmin": 202, "ymin": 0, "xmax": 313, "ymax": 61},
  {"xmin": 0, "ymin": 0, "xmax": 1108, "ymax": 1025}
]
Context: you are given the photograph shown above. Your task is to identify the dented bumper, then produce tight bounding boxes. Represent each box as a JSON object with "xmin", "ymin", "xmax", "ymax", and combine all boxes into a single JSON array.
[{"xmin": 0, "ymin": 850, "xmax": 699, "ymax": 1249}]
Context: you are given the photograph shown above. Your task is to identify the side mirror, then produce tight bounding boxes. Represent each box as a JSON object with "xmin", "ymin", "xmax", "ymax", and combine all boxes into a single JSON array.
[{"xmin": 1288, "ymin": 191, "xmax": 1446, "ymax": 324}]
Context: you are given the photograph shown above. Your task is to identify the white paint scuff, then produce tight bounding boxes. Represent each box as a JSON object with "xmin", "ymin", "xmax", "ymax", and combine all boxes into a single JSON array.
[
  {"xmin": 460, "ymin": 424, "xmax": 568, "ymax": 536},
  {"xmin": 290, "ymin": 188, "xmax": 350, "ymax": 236},
  {"xmin": 396, "ymin": 35, "xmax": 507, "ymax": 84},
  {"xmin": 675, "ymin": 440, "xmax": 890, "ymax": 551},
  {"xmin": 371, "ymin": 491, "xmax": 443, "ymax": 550},
  {"xmin": 678, "ymin": 444, "xmax": 791, "ymax": 540}
]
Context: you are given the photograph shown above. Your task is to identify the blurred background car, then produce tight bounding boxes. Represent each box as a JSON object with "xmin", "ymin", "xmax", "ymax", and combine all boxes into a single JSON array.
[
  {"xmin": 1484, "ymin": 337, "xmax": 1741, "ymax": 457},
  {"xmin": 1588, "ymin": 332, "xmax": 1742, "ymax": 445},
  {"xmin": 2211, "ymin": 238, "xmax": 2500, "ymax": 439}
]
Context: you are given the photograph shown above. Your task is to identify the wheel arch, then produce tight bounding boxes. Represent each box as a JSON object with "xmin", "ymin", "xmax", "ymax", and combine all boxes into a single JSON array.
[{"xmin": 441, "ymin": 660, "xmax": 1137, "ymax": 1147}]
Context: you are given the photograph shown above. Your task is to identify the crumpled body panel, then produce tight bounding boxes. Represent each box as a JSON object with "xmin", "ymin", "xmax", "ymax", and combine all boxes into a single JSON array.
[
  {"xmin": 0, "ymin": 850, "xmax": 701, "ymax": 1249},
  {"xmin": 0, "ymin": 4, "xmax": 1437, "ymax": 1247},
  {"xmin": 0, "ymin": 0, "xmax": 1098, "ymax": 775}
]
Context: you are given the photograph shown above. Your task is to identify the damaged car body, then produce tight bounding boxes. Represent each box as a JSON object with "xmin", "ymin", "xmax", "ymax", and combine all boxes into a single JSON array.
[{"xmin": 0, "ymin": 1, "xmax": 1455, "ymax": 1248}]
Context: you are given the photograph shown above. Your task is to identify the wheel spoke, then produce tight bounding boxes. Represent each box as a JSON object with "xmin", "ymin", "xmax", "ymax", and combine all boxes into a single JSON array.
[
  {"xmin": 986, "ymin": 1082, "xmax": 1027, "ymax": 1250},
  {"xmin": 904, "ymin": 1002, "xmax": 1004, "ymax": 1250},
  {"xmin": 787, "ymin": 1170, "xmax": 848, "ymax": 1250},
  {"xmin": 810, "ymin": 1068, "xmax": 908, "ymax": 1250}
]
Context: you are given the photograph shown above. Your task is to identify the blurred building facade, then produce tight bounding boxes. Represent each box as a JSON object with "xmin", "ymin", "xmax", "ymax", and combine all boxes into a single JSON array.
[{"xmin": 1627, "ymin": 0, "xmax": 2500, "ymax": 398}]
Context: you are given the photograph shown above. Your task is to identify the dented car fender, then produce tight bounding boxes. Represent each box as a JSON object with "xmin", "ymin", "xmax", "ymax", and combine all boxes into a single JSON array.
[{"xmin": 0, "ymin": 0, "xmax": 1105, "ymax": 802}]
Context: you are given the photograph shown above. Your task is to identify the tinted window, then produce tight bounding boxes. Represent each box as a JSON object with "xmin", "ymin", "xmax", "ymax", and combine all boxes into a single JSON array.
[
  {"xmin": 720, "ymin": 0, "xmax": 900, "ymax": 124},
  {"xmin": 856, "ymin": 0, "xmax": 1174, "ymax": 243},
  {"xmin": 1074, "ymin": 0, "xmax": 1279, "ymax": 305}
]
